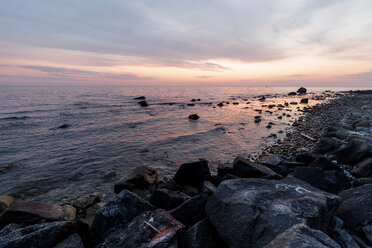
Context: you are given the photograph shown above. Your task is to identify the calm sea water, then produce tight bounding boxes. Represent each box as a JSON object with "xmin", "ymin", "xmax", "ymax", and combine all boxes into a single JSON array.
[{"xmin": 0, "ymin": 86, "xmax": 364, "ymax": 203}]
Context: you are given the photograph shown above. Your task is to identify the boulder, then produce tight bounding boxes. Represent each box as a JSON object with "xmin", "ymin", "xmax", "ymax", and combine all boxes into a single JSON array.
[
  {"xmin": 138, "ymin": 100, "xmax": 148, "ymax": 107},
  {"xmin": 335, "ymin": 139, "xmax": 372, "ymax": 165},
  {"xmin": 188, "ymin": 114, "xmax": 200, "ymax": 120},
  {"xmin": 297, "ymin": 87, "xmax": 307, "ymax": 94},
  {"xmin": 354, "ymin": 177, "xmax": 372, "ymax": 187},
  {"xmin": 173, "ymin": 159, "xmax": 211, "ymax": 190},
  {"xmin": 0, "ymin": 195, "xmax": 14, "ymax": 213},
  {"xmin": 150, "ymin": 189, "xmax": 190, "ymax": 210},
  {"xmin": 0, "ymin": 223, "xmax": 19, "ymax": 236},
  {"xmin": 97, "ymin": 209, "xmax": 184, "ymax": 248},
  {"xmin": 258, "ymin": 155, "xmax": 289, "ymax": 176},
  {"xmin": 114, "ymin": 166, "xmax": 158, "ymax": 194},
  {"xmin": 325, "ymin": 127, "xmax": 350, "ymax": 140},
  {"xmin": 217, "ymin": 163, "xmax": 234, "ymax": 178},
  {"xmin": 296, "ymin": 152, "xmax": 317, "ymax": 165},
  {"xmin": 170, "ymin": 193, "xmax": 209, "ymax": 227},
  {"xmin": 54, "ymin": 233, "xmax": 84, "ymax": 248},
  {"xmin": 300, "ymin": 98, "xmax": 309, "ymax": 104},
  {"xmin": 0, "ymin": 200, "xmax": 76, "ymax": 227},
  {"xmin": 232, "ymin": 157, "xmax": 282, "ymax": 179},
  {"xmin": 205, "ymin": 178, "xmax": 341, "ymax": 248},
  {"xmin": 363, "ymin": 225, "xmax": 372, "ymax": 245},
  {"xmin": 0, "ymin": 221, "xmax": 88, "ymax": 248},
  {"xmin": 351, "ymin": 157, "xmax": 372, "ymax": 178},
  {"xmin": 331, "ymin": 228, "xmax": 359, "ymax": 248},
  {"xmin": 314, "ymin": 138, "xmax": 344, "ymax": 154},
  {"xmin": 91, "ymin": 190, "xmax": 155, "ymax": 241},
  {"xmin": 263, "ymin": 224, "xmax": 341, "ymax": 248},
  {"xmin": 335, "ymin": 184, "xmax": 372, "ymax": 229},
  {"xmin": 180, "ymin": 218, "xmax": 227, "ymax": 248},
  {"xmin": 309, "ymin": 156, "xmax": 341, "ymax": 172}
]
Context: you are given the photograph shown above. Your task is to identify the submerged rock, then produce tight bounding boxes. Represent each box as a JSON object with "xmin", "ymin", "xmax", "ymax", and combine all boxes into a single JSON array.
[
  {"xmin": 173, "ymin": 159, "xmax": 211, "ymax": 190},
  {"xmin": 114, "ymin": 166, "xmax": 158, "ymax": 194},
  {"xmin": 205, "ymin": 177, "xmax": 341, "ymax": 248},
  {"xmin": 188, "ymin": 114, "xmax": 200, "ymax": 120}
]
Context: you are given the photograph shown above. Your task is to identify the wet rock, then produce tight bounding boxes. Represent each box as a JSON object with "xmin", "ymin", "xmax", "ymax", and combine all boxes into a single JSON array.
[
  {"xmin": 170, "ymin": 193, "xmax": 209, "ymax": 227},
  {"xmin": 264, "ymin": 224, "xmax": 341, "ymax": 248},
  {"xmin": 97, "ymin": 209, "xmax": 184, "ymax": 248},
  {"xmin": 180, "ymin": 218, "xmax": 227, "ymax": 248},
  {"xmin": 0, "ymin": 195, "xmax": 14, "ymax": 213},
  {"xmin": 0, "ymin": 221, "xmax": 88, "ymax": 248},
  {"xmin": 0, "ymin": 200, "xmax": 76, "ymax": 227},
  {"xmin": 138, "ymin": 100, "xmax": 148, "ymax": 107},
  {"xmin": 217, "ymin": 163, "xmax": 234, "ymax": 178},
  {"xmin": 150, "ymin": 189, "xmax": 190, "ymax": 210},
  {"xmin": 206, "ymin": 177, "xmax": 341, "ymax": 248},
  {"xmin": 188, "ymin": 114, "xmax": 200, "ymax": 120},
  {"xmin": 173, "ymin": 159, "xmax": 211, "ymax": 190},
  {"xmin": 362, "ymin": 225, "xmax": 372, "ymax": 245},
  {"xmin": 217, "ymin": 102, "xmax": 223, "ymax": 107},
  {"xmin": 335, "ymin": 139, "xmax": 372, "ymax": 165},
  {"xmin": 288, "ymin": 92, "xmax": 297, "ymax": 96},
  {"xmin": 54, "ymin": 233, "xmax": 84, "ymax": 248},
  {"xmin": 266, "ymin": 124, "xmax": 272, "ymax": 129},
  {"xmin": 297, "ymin": 87, "xmax": 307, "ymax": 94},
  {"xmin": 91, "ymin": 190, "xmax": 155, "ymax": 241},
  {"xmin": 258, "ymin": 155, "xmax": 289, "ymax": 176},
  {"xmin": 114, "ymin": 165, "xmax": 158, "ymax": 194},
  {"xmin": 296, "ymin": 152, "xmax": 317, "ymax": 165},
  {"xmin": 351, "ymin": 157, "xmax": 372, "ymax": 178},
  {"xmin": 258, "ymin": 96, "xmax": 266, "ymax": 101},
  {"xmin": 233, "ymin": 156, "xmax": 282, "ymax": 179},
  {"xmin": 58, "ymin": 124, "xmax": 70, "ymax": 129},
  {"xmin": 336, "ymin": 184, "xmax": 372, "ymax": 229},
  {"xmin": 331, "ymin": 228, "xmax": 359, "ymax": 248},
  {"xmin": 314, "ymin": 138, "xmax": 344, "ymax": 154},
  {"xmin": 134, "ymin": 96, "xmax": 146, "ymax": 100}
]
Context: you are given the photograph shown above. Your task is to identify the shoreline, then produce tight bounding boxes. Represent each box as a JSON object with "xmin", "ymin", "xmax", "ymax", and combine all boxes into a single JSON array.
[{"xmin": 1, "ymin": 89, "xmax": 372, "ymax": 247}]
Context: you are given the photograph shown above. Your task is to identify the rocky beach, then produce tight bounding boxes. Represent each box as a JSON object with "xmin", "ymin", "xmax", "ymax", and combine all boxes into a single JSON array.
[{"xmin": 1, "ymin": 89, "xmax": 372, "ymax": 247}]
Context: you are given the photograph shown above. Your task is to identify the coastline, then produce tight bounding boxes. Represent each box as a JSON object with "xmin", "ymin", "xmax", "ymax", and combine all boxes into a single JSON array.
[{"xmin": 1, "ymin": 89, "xmax": 372, "ymax": 247}]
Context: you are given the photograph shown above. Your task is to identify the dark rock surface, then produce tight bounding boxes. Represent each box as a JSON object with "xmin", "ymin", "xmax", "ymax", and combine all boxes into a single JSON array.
[
  {"xmin": 173, "ymin": 159, "xmax": 210, "ymax": 190},
  {"xmin": 54, "ymin": 233, "xmax": 84, "ymax": 248},
  {"xmin": 206, "ymin": 178, "xmax": 340, "ymax": 248},
  {"xmin": 150, "ymin": 189, "xmax": 190, "ymax": 210},
  {"xmin": 297, "ymin": 87, "xmax": 307, "ymax": 94},
  {"xmin": 314, "ymin": 138, "xmax": 344, "ymax": 154},
  {"xmin": 352, "ymin": 157, "xmax": 372, "ymax": 178},
  {"xmin": 134, "ymin": 96, "xmax": 146, "ymax": 100},
  {"xmin": 97, "ymin": 209, "xmax": 184, "ymax": 248},
  {"xmin": 217, "ymin": 163, "xmax": 234, "ymax": 178},
  {"xmin": 362, "ymin": 225, "xmax": 372, "ymax": 245},
  {"xmin": 188, "ymin": 114, "xmax": 200, "ymax": 120},
  {"xmin": 331, "ymin": 228, "xmax": 359, "ymax": 248},
  {"xmin": 258, "ymin": 155, "xmax": 289, "ymax": 176},
  {"xmin": 232, "ymin": 156, "xmax": 282, "ymax": 179},
  {"xmin": 138, "ymin": 100, "xmax": 148, "ymax": 107},
  {"xmin": 114, "ymin": 166, "xmax": 158, "ymax": 194},
  {"xmin": 91, "ymin": 190, "xmax": 155, "ymax": 241},
  {"xmin": 263, "ymin": 224, "xmax": 341, "ymax": 248},
  {"xmin": 335, "ymin": 139, "xmax": 371, "ymax": 165}
]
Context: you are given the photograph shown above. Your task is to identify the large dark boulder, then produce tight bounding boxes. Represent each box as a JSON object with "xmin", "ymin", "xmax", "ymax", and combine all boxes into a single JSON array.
[
  {"xmin": 180, "ymin": 218, "xmax": 227, "ymax": 248},
  {"xmin": 0, "ymin": 221, "xmax": 88, "ymax": 248},
  {"xmin": 351, "ymin": 157, "xmax": 372, "ymax": 178},
  {"xmin": 0, "ymin": 200, "xmax": 76, "ymax": 228},
  {"xmin": 91, "ymin": 190, "xmax": 155, "ymax": 241},
  {"xmin": 114, "ymin": 166, "xmax": 158, "ymax": 194},
  {"xmin": 97, "ymin": 209, "xmax": 184, "ymax": 248},
  {"xmin": 170, "ymin": 193, "xmax": 209, "ymax": 228},
  {"xmin": 297, "ymin": 87, "xmax": 307, "ymax": 94},
  {"xmin": 263, "ymin": 224, "xmax": 341, "ymax": 248},
  {"xmin": 314, "ymin": 138, "xmax": 344, "ymax": 154},
  {"xmin": 173, "ymin": 159, "xmax": 211, "ymax": 190},
  {"xmin": 335, "ymin": 184, "xmax": 372, "ymax": 229},
  {"xmin": 309, "ymin": 156, "xmax": 342, "ymax": 172},
  {"xmin": 150, "ymin": 189, "xmax": 190, "ymax": 210},
  {"xmin": 258, "ymin": 155, "xmax": 289, "ymax": 176},
  {"xmin": 205, "ymin": 178, "xmax": 341, "ymax": 248},
  {"xmin": 232, "ymin": 157, "xmax": 282, "ymax": 179},
  {"xmin": 137, "ymin": 100, "xmax": 148, "ymax": 107},
  {"xmin": 335, "ymin": 139, "xmax": 372, "ymax": 165},
  {"xmin": 217, "ymin": 163, "xmax": 234, "ymax": 178},
  {"xmin": 54, "ymin": 233, "xmax": 84, "ymax": 248},
  {"xmin": 296, "ymin": 152, "xmax": 317, "ymax": 165}
]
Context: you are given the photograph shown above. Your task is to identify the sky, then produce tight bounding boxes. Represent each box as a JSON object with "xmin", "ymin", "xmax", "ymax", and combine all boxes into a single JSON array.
[{"xmin": 1, "ymin": 0, "xmax": 372, "ymax": 86}]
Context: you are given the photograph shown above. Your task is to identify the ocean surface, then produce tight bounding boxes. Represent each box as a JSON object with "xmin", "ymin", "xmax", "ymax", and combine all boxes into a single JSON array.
[{"xmin": 0, "ymin": 86, "xmax": 366, "ymax": 203}]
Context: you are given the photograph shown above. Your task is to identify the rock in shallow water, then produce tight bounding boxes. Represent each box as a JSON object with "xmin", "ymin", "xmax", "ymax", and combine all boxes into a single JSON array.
[
  {"xmin": 114, "ymin": 166, "xmax": 158, "ymax": 194},
  {"xmin": 205, "ymin": 178, "xmax": 341, "ymax": 248}
]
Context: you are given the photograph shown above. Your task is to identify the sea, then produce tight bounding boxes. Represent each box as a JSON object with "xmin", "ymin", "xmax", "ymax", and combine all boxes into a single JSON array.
[{"xmin": 0, "ymin": 86, "xmax": 367, "ymax": 202}]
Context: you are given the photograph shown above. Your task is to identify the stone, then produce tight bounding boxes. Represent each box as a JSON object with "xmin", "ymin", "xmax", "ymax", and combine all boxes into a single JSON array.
[
  {"xmin": 97, "ymin": 209, "xmax": 184, "ymax": 248},
  {"xmin": 91, "ymin": 190, "xmax": 155, "ymax": 241},
  {"xmin": 102, "ymin": 169, "xmax": 116, "ymax": 180},
  {"xmin": 258, "ymin": 155, "xmax": 289, "ymax": 176},
  {"xmin": 138, "ymin": 100, "xmax": 148, "ymax": 107},
  {"xmin": 188, "ymin": 114, "xmax": 200, "ymax": 120},
  {"xmin": 296, "ymin": 152, "xmax": 317, "ymax": 165},
  {"xmin": 331, "ymin": 228, "xmax": 359, "ymax": 248},
  {"xmin": 233, "ymin": 156, "xmax": 282, "ymax": 179},
  {"xmin": 0, "ymin": 223, "xmax": 19, "ymax": 236},
  {"xmin": 309, "ymin": 156, "xmax": 341, "ymax": 172},
  {"xmin": 217, "ymin": 163, "xmax": 234, "ymax": 178},
  {"xmin": 335, "ymin": 184, "xmax": 372, "ymax": 229},
  {"xmin": 0, "ymin": 195, "xmax": 14, "ymax": 213},
  {"xmin": 263, "ymin": 224, "xmax": 341, "ymax": 248},
  {"xmin": 297, "ymin": 87, "xmax": 307, "ymax": 94},
  {"xmin": 354, "ymin": 177, "xmax": 372, "ymax": 187},
  {"xmin": 134, "ymin": 96, "xmax": 146, "ymax": 100},
  {"xmin": 180, "ymin": 218, "xmax": 227, "ymax": 248},
  {"xmin": 351, "ymin": 157, "xmax": 372, "ymax": 178},
  {"xmin": 202, "ymin": 181, "xmax": 217, "ymax": 195},
  {"xmin": 58, "ymin": 124, "xmax": 70, "ymax": 129},
  {"xmin": 85, "ymin": 202, "xmax": 105, "ymax": 225},
  {"xmin": 205, "ymin": 178, "xmax": 341, "ymax": 248},
  {"xmin": 325, "ymin": 127, "xmax": 350, "ymax": 140},
  {"xmin": 300, "ymin": 98, "xmax": 309, "ymax": 104},
  {"xmin": 150, "ymin": 189, "xmax": 190, "ymax": 210},
  {"xmin": 362, "ymin": 225, "xmax": 372, "ymax": 245},
  {"xmin": 0, "ymin": 200, "xmax": 76, "ymax": 227},
  {"xmin": 0, "ymin": 221, "xmax": 88, "ymax": 248},
  {"xmin": 72, "ymin": 193, "xmax": 100, "ymax": 213},
  {"xmin": 114, "ymin": 166, "xmax": 158, "ymax": 194},
  {"xmin": 288, "ymin": 92, "xmax": 297, "ymax": 96},
  {"xmin": 54, "ymin": 233, "xmax": 84, "ymax": 248},
  {"xmin": 335, "ymin": 139, "xmax": 372, "ymax": 165},
  {"xmin": 170, "ymin": 193, "xmax": 209, "ymax": 227},
  {"xmin": 173, "ymin": 159, "xmax": 211, "ymax": 190}
]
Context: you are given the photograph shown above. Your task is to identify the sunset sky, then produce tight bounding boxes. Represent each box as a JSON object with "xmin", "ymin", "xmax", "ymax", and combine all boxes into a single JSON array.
[{"xmin": 1, "ymin": 0, "xmax": 372, "ymax": 86}]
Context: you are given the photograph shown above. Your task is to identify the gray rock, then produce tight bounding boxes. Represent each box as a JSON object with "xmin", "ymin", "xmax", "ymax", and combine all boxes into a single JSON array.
[
  {"xmin": 314, "ymin": 138, "xmax": 344, "ymax": 154},
  {"xmin": 0, "ymin": 224, "xmax": 19, "ymax": 236},
  {"xmin": 335, "ymin": 184, "xmax": 372, "ymax": 229},
  {"xmin": 331, "ymin": 228, "xmax": 359, "ymax": 248},
  {"xmin": 354, "ymin": 177, "xmax": 372, "ymax": 187},
  {"xmin": 335, "ymin": 139, "xmax": 372, "ymax": 165},
  {"xmin": 233, "ymin": 157, "xmax": 282, "ymax": 179},
  {"xmin": 263, "ymin": 224, "xmax": 341, "ymax": 248},
  {"xmin": 150, "ymin": 189, "xmax": 190, "ymax": 210},
  {"xmin": 0, "ymin": 200, "xmax": 76, "ymax": 227},
  {"xmin": 114, "ymin": 166, "xmax": 158, "ymax": 194},
  {"xmin": 352, "ymin": 157, "xmax": 372, "ymax": 178},
  {"xmin": 91, "ymin": 190, "xmax": 155, "ymax": 241},
  {"xmin": 258, "ymin": 155, "xmax": 289, "ymax": 176},
  {"xmin": 205, "ymin": 178, "xmax": 341, "ymax": 248},
  {"xmin": 97, "ymin": 209, "xmax": 184, "ymax": 248},
  {"xmin": 326, "ymin": 127, "xmax": 350, "ymax": 140},
  {"xmin": 362, "ymin": 225, "xmax": 372, "ymax": 245},
  {"xmin": 53, "ymin": 233, "xmax": 84, "ymax": 248}
]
